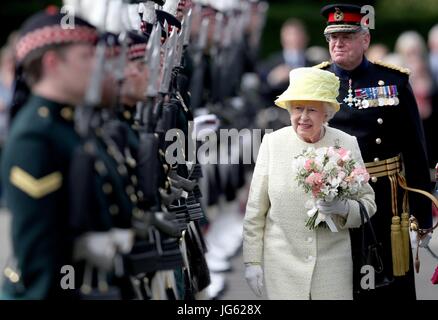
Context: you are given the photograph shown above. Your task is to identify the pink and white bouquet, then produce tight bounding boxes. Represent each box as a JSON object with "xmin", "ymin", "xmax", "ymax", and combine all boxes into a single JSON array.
[{"xmin": 292, "ymin": 144, "xmax": 370, "ymax": 232}]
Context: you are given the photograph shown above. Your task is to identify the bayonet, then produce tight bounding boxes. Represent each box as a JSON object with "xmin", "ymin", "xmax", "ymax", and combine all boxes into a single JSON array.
[
  {"xmin": 182, "ymin": 7, "xmax": 192, "ymax": 46},
  {"xmin": 159, "ymin": 27, "xmax": 177, "ymax": 94},
  {"xmin": 174, "ymin": 27, "xmax": 184, "ymax": 68},
  {"xmin": 114, "ymin": 32, "xmax": 128, "ymax": 85},
  {"xmin": 146, "ymin": 24, "xmax": 162, "ymax": 97}
]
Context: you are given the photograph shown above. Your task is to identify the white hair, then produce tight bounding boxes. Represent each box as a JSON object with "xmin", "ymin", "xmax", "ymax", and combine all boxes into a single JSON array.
[
  {"xmin": 324, "ymin": 103, "xmax": 336, "ymax": 122},
  {"xmin": 360, "ymin": 28, "xmax": 370, "ymax": 36}
]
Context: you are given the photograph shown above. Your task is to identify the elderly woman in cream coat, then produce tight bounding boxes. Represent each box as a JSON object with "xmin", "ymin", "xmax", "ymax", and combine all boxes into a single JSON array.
[{"xmin": 243, "ymin": 67, "xmax": 377, "ymax": 300}]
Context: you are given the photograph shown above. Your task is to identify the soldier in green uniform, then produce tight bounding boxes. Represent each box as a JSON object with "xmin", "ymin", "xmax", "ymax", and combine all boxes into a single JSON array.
[
  {"xmin": 316, "ymin": 4, "xmax": 433, "ymax": 300},
  {"xmin": 0, "ymin": 8, "xmax": 98, "ymax": 299}
]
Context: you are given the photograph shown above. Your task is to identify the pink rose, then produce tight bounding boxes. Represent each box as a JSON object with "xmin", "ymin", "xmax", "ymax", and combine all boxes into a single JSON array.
[
  {"xmin": 337, "ymin": 148, "xmax": 351, "ymax": 161},
  {"xmin": 327, "ymin": 147, "xmax": 336, "ymax": 157},
  {"xmin": 305, "ymin": 172, "xmax": 323, "ymax": 186},
  {"xmin": 304, "ymin": 159, "xmax": 314, "ymax": 171},
  {"xmin": 312, "ymin": 187, "xmax": 322, "ymax": 197}
]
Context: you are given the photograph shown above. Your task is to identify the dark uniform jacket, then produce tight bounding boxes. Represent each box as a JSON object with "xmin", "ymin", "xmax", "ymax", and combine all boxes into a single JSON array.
[
  {"xmin": 1, "ymin": 95, "xmax": 79, "ymax": 299},
  {"xmin": 316, "ymin": 57, "xmax": 432, "ymax": 299}
]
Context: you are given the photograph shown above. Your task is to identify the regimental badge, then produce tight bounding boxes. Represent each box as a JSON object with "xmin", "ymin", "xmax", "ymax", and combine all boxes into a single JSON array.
[
  {"xmin": 349, "ymin": 82, "xmax": 399, "ymax": 109},
  {"xmin": 334, "ymin": 8, "xmax": 344, "ymax": 21}
]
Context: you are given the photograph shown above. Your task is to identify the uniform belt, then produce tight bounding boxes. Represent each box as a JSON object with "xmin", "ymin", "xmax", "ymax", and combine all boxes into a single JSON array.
[
  {"xmin": 364, "ymin": 155, "xmax": 401, "ymax": 178},
  {"xmin": 365, "ymin": 155, "xmax": 402, "ymax": 219}
]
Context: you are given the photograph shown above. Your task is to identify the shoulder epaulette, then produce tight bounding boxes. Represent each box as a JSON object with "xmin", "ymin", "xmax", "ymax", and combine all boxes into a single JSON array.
[
  {"xmin": 372, "ymin": 60, "xmax": 410, "ymax": 75},
  {"xmin": 312, "ymin": 61, "xmax": 332, "ymax": 69}
]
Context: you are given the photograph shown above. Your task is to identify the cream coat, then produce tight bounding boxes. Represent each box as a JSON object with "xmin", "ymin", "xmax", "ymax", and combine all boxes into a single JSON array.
[{"xmin": 243, "ymin": 125, "xmax": 376, "ymax": 300}]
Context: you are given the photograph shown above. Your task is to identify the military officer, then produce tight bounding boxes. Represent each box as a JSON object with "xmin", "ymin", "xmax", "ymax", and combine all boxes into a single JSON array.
[
  {"xmin": 0, "ymin": 8, "xmax": 98, "ymax": 299},
  {"xmin": 315, "ymin": 4, "xmax": 433, "ymax": 300}
]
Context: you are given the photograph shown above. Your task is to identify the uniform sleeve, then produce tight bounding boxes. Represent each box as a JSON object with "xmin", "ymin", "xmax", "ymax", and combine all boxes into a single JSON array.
[
  {"xmin": 336, "ymin": 136, "xmax": 377, "ymax": 229},
  {"xmin": 242, "ymin": 133, "xmax": 271, "ymax": 264},
  {"xmin": 1, "ymin": 132, "xmax": 62, "ymax": 299},
  {"xmin": 398, "ymin": 82, "xmax": 433, "ymax": 229}
]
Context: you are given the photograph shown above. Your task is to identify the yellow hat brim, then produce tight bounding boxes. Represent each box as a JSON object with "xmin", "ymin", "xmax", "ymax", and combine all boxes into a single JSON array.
[{"xmin": 274, "ymin": 97, "xmax": 340, "ymax": 112}]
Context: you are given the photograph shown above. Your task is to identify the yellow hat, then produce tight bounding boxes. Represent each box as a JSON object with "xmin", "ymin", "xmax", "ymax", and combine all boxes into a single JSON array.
[{"xmin": 274, "ymin": 67, "xmax": 340, "ymax": 112}]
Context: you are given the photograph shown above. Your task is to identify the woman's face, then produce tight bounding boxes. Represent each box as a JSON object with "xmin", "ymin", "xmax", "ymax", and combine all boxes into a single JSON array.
[{"xmin": 289, "ymin": 102, "xmax": 328, "ymax": 143}]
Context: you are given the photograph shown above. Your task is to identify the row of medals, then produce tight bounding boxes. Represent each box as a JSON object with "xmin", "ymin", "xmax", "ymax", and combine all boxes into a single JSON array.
[
  {"xmin": 344, "ymin": 84, "xmax": 400, "ymax": 109},
  {"xmin": 357, "ymin": 95, "xmax": 400, "ymax": 109}
]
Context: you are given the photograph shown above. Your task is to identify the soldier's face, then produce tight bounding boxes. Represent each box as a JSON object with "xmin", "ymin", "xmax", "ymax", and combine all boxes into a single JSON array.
[
  {"xmin": 289, "ymin": 102, "xmax": 328, "ymax": 143},
  {"xmin": 56, "ymin": 44, "xmax": 95, "ymax": 104},
  {"xmin": 121, "ymin": 60, "xmax": 149, "ymax": 106},
  {"xmin": 328, "ymin": 31, "xmax": 370, "ymax": 70}
]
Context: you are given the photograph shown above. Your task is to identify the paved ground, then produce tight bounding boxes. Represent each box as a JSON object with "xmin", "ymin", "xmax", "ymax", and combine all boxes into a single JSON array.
[
  {"xmin": 414, "ymin": 227, "xmax": 438, "ymax": 300},
  {"xmin": 0, "ymin": 209, "xmax": 437, "ymax": 299}
]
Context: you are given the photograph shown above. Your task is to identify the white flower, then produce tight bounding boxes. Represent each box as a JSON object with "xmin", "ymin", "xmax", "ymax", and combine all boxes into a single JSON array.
[
  {"xmin": 292, "ymin": 156, "xmax": 306, "ymax": 174},
  {"xmin": 324, "ymin": 161, "xmax": 340, "ymax": 174},
  {"xmin": 328, "ymin": 176, "xmax": 342, "ymax": 188},
  {"xmin": 320, "ymin": 184, "xmax": 338, "ymax": 201},
  {"xmin": 339, "ymin": 181, "xmax": 348, "ymax": 189},
  {"xmin": 304, "ymin": 147, "xmax": 316, "ymax": 158},
  {"xmin": 338, "ymin": 171, "xmax": 346, "ymax": 180},
  {"xmin": 315, "ymin": 147, "xmax": 328, "ymax": 158}
]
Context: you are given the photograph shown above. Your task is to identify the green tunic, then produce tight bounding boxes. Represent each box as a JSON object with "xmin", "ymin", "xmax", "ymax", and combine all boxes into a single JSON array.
[{"xmin": 1, "ymin": 95, "xmax": 79, "ymax": 299}]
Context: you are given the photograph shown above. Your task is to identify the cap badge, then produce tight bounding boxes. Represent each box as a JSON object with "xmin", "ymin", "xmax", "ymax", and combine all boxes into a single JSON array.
[{"xmin": 334, "ymin": 8, "xmax": 344, "ymax": 21}]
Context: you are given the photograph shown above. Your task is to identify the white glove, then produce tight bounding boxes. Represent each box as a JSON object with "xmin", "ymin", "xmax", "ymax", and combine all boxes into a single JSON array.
[
  {"xmin": 73, "ymin": 232, "xmax": 116, "ymax": 272},
  {"xmin": 316, "ymin": 199, "xmax": 349, "ymax": 218},
  {"xmin": 244, "ymin": 264, "xmax": 264, "ymax": 297},
  {"xmin": 193, "ymin": 114, "xmax": 220, "ymax": 140},
  {"xmin": 111, "ymin": 228, "xmax": 135, "ymax": 254}
]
